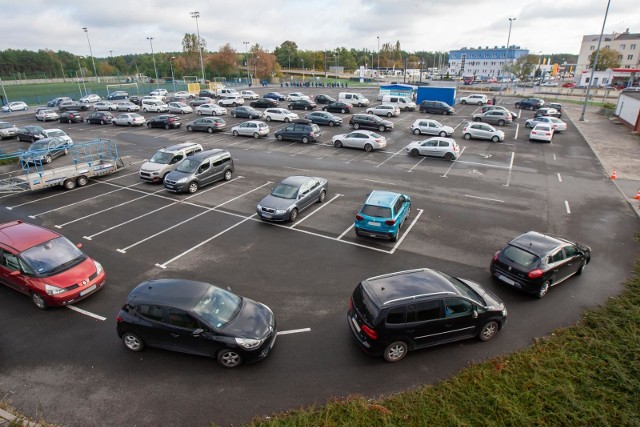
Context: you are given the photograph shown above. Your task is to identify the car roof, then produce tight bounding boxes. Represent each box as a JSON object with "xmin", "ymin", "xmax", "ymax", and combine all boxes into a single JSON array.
[
  {"xmin": 127, "ymin": 279, "xmax": 213, "ymax": 310},
  {"xmin": 362, "ymin": 268, "xmax": 461, "ymax": 306},
  {"xmin": 190, "ymin": 148, "xmax": 227, "ymax": 161},
  {"xmin": 0, "ymin": 221, "xmax": 61, "ymax": 252},
  {"xmin": 162, "ymin": 142, "xmax": 202, "ymax": 152},
  {"xmin": 509, "ymin": 231, "xmax": 568, "ymax": 256},
  {"xmin": 279, "ymin": 175, "xmax": 316, "ymax": 186},
  {"xmin": 365, "ymin": 190, "xmax": 401, "ymax": 207},
  {"xmin": 425, "ymin": 137, "xmax": 456, "ymax": 144}
]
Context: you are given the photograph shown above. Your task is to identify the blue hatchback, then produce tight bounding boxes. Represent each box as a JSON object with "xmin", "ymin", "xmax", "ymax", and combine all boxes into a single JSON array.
[{"xmin": 354, "ymin": 191, "xmax": 411, "ymax": 241}]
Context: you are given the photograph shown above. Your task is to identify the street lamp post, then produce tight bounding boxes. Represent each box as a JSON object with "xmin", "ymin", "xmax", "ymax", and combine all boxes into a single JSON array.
[
  {"xmin": 500, "ymin": 17, "xmax": 516, "ymax": 94},
  {"xmin": 190, "ymin": 11, "xmax": 206, "ymax": 84},
  {"xmin": 254, "ymin": 56, "xmax": 259, "ymax": 82},
  {"xmin": 377, "ymin": 36, "xmax": 380, "ymax": 75},
  {"xmin": 82, "ymin": 27, "xmax": 100, "ymax": 83},
  {"xmin": 146, "ymin": 37, "xmax": 160, "ymax": 89},
  {"xmin": 76, "ymin": 56, "xmax": 87, "ymax": 96},
  {"xmin": 301, "ymin": 59, "xmax": 304, "ymax": 82},
  {"xmin": 243, "ymin": 41, "xmax": 250, "ymax": 85},
  {"xmin": 580, "ymin": 0, "xmax": 611, "ymax": 121},
  {"xmin": 169, "ymin": 57, "xmax": 177, "ymax": 92}
]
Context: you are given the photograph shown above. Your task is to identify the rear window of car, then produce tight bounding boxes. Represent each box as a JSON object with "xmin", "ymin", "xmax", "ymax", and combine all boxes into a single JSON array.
[
  {"xmin": 361, "ymin": 205, "xmax": 392, "ymax": 218},
  {"xmin": 503, "ymin": 245, "xmax": 540, "ymax": 268},
  {"xmin": 352, "ymin": 283, "xmax": 379, "ymax": 324}
]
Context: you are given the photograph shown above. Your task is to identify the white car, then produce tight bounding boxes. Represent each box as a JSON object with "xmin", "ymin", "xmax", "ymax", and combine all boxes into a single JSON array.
[
  {"xmin": 331, "ymin": 130, "xmax": 387, "ymax": 152},
  {"xmin": 94, "ymin": 101, "xmax": 117, "ymax": 111},
  {"xmin": 366, "ymin": 105, "xmax": 400, "ymax": 117},
  {"xmin": 529, "ymin": 124, "xmax": 554, "ymax": 142},
  {"xmin": 172, "ymin": 91, "xmax": 194, "ymax": 99},
  {"xmin": 217, "ymin": 96, "xmax": 245, "ymax": 107},
  {"xmin": 196, "ymin": 104, "xmax": 227, "ymax": 116},
  {"xmin": 149, "ymin": 89, "xmax": 168, "ymax": 97},
  {"xmin": 2, "ymin": 101, "xmax": 28, "ymax": 112},
  {"xmin": 231, "ymin": 121, "xmax": 270, "ymax": 138},
  {"xmin": 35, "ymin": 109, "xmax": 59, "ymax": 121},
  {"xmin": 406, "ymin": 137, "xmax": 460, "ymax": 160},
  {"xmin": 459, "ymin": 94, "xmax": 488, "ymax": 105},
  {"xmin": 462, "ymin": 122, "xmax": 505, "ymax": 142},
  {"xmin": 116, "ymin": 102, "xmax": 140, "ymax": 112},
  {"xmin": 168, "ymin": 102, "xmax": 193, "ymax": 114},
  {"xmin": 286, "ymin": 92, "xmax": 310, "ymax": 101},
  {"xmin": 540, "ymin": 81, "xmax": 559, "ymax": 87},
  {"xmin": 240, "ymin": 90, "xmax": 259, "ymax": 100},
  {"xmin": 410, "ymin": 119, "xmax": 454, "ymax": 137},
  {"xmin": 525, "ymin": 116, "xmax": 567, "ymax": 132},
  {"xmin": 0, "ymin": 121, "xmax": 19, "ymax": 139},
  {"xmin": 42, "ymin": 128, "xmax": 73, "ymax": 144},
  {"xmin": 112, "ymin": 113, "xmax": 146, "ymax": 126},
  {"xmin": 263, "ymin": 108, "xmax": 298, "ymax": 122},
  {"xmin": 79, "ymin": 94, "xmax": 101, "ymax": 103}
]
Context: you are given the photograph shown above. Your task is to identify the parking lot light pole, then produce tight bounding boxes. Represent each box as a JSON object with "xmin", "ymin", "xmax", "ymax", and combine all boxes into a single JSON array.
[
  {"xmin": 169, "ymin": 57, "xmax": 177, "ymax": 92},
  {"xmin": 82, "ymin": 27, "xmax": 100, "ymax": 83},
  {"xmin": 500, "ymin": 18, "xmax": 516, "ymax": 94},
  {"xmin": 190, "ymin": 11, "xmax": 206, "ymax": 84},
  {"xmin": 243, "ymin": 41, "xmax": 250, "ymax": 85},
  {"xmin": 146, "ymin": 37, "xmax": 160, "ymax": 89},
  {"xmin": 377, "ymin": 36, "xmax": 380, "ymax": 75}
]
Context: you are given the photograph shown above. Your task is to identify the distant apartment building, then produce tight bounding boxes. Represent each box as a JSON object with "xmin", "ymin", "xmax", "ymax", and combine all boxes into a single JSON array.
[
  {"xmin": 576, "ymin": 29, "xmax": 640, "ymax": 75},
  {"xmin": 448, "ymin": 45, "xmax": 529, "ymax": 80}
]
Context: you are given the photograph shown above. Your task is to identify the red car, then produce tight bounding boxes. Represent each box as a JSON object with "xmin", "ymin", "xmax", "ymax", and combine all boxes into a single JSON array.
[
  {"xmin": 0, "ymin": 221, "xmax": 106, "ymax": 309},
  {"xmin": 561, "ymin": 82, "xmax": 576, "ymax": 88}
]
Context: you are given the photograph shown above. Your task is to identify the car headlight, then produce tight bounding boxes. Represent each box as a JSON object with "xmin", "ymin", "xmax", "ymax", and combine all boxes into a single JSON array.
[
  {"xmin": 235, "ymin": 337, "xmax": 265, "ymax": 350},
  {"xmin": 275, "ymin": 209, "xmax": 287, "ymax": 215},
  {"xmin": 45, "ymin": 284, "xmax": 66, "ymax": 295},
  {"xmin": 176, "ymin": 177, "xmax": 188, "ymax": 184},
  {"xmin": 94, "ymin": 260, "xmax": 104, "ymax": 275},
  {"xmin": 256, "ymin": 204, "xmax": 263, "ymax": 210}
]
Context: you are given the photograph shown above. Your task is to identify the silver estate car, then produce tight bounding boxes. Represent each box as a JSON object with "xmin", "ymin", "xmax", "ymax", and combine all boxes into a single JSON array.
[{"xmin": 256, "ymin": 176, "xmax": 328, "ymax": 222}]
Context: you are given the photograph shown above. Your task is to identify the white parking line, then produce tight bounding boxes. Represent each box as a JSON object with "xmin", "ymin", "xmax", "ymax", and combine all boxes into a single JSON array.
[
  {"xmin": 504, "ymin": 151, "xmax": 515, "ymax": 187},
  {"xmin": 465, "ymin": 194, "xmax": 505, "ymax": 203},
  {"xmin": 453, "ymin": 120, "xmax": 466, "ymax": 131},
  {"xmin": 375, "ymin": 146, "xmax": 406, "ymax": 168},
  {"xmin": 277, "ymin": 328, "xmax": 311, "ymax": 335},
  {"xmin": 565, "ymin": 201, "xmax": 571, "ymax": 214},
  {"xmin": 407, "ymin": 156, "xmax": 427, "ymax": 173},
  {"xmin": 290, "ymin": 144, "xmax": 322, "ymax": 157},
  {"xmin": 317, "ymin": 148, "xmax": 341, "ymax": 160},
  {"xmin": 363, "ymin": 178, "xmax": 397, "ymax": 186},
  {"xmin": 345, "ymin": 151, "xmax": 371, "ymax": 164},
  {"xmin": 117, "ymin": 182, "xmax": 271, "ymax": 253},
  {"xmin": 290, "ymin": 193, "xmax": 342, "ymax": 228},
  {"xmin": 514, "ymin": 123, "xmax": 520, "ymax": 140},
  {"xmin": 557, "ymin": 173, "xmax": 563, "ymax": 183},
  {"xmin": 268, "ymin": 141, "xmax": 297, "ymax": 153},
  {"xmin": 67, "ymin": 305, "xmax": 106, "ymax": 321},
  {"xmin": 337, "ymin": 223, "xmax": 355, "ymax": 240},
  {"xmin": 441, "ymin": 146, "xmax": 467, "ymax": 178},
  {"xmin": 390, "ymin": 208, "xmax": 424, "ymax": 254}
]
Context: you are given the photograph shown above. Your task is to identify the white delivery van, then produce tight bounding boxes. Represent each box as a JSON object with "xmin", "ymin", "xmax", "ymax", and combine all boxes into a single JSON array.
[
  {"xmin": 338, "ymin": 92, "xmax": 370, "ymax": 107},
  {"xmin": 142, "ymin": 99, "xmax": 169, "ymax": 113},
  {"xmin": 381, "ymin": 95, "xmax": 416, "ymax": 111}
]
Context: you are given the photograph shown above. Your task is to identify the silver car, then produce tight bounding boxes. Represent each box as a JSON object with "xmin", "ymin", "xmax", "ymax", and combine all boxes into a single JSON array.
[
  {"xmin": 112, "ymin": 113, "xmax": 146, "ymax": 127},
  {"xmin": 0, "ymin": 121, "xmax": 19, "ymax": 139},
  {"xmin": 230, "ymin": 121, "xmax": 270, "ymax": 138},
  {"xmin": 94, "ymin": 101, "xmax": 117, "ymax": 111},
  {"xmin": 331, "ymin": 130, "xmax": 387, "ymax": 152},
  {"xmin": 116, "ymin": 102, "xmax": 140, "ymax": 112},
  {"xmin": 256, "ymin": 176, "xmax": 328, "ymax": 222},
  {"xmin": 405, "ymin": 137, "xmax": 460, "ymax": 160},
  {"xmin": 462, "ymin": 122, "xmax": 505, "ymax": 142},
  {"xmin": 472, "ymin": 110, "xmax": 512, "ymax": 126},
  {"xmin": 525, "ymin": 116, "xmax": 567, "ymax": 132},
  {"xmin": 365, "ymin": 105, "xmax": 400, "ymax": 117},
  {"xmin": 410, "ymin": 119, "xmax": 454, "ymax": 136},
  {"xmin": 168, "ymin": 102, "xmax": 193, "ymax": 114}
]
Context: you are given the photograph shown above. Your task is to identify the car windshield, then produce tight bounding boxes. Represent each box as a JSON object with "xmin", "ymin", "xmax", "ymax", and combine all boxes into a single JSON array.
[
  {"xmin": 175, "ymin": 158, "xmax": 199, "ymax": 173},
  {"xmin": 149, "ymin": 151, "xmax": 173, "ymax": 164},
  {"xmin": 20, "ymin": 236, "xmax": 86, "ymax": 276},
  {"xmin": 361, "ymin": 205, "xmax": 392, "ymax": 218},
  {"xmin": 30, "ymin": 142, "xmax": 49, "ymax": 151},
  {"xmin": 192, "ymin": 286, "xmax": 242, "ymax": 328},
  {"xmin": 0, "ymin": 123, "xmax": 12, "ymax": 129},
  {"xmin": 503, "ymin": 245, "xmax": 540, "ymax": 268},
  {"xmin": 271, "ymin": 183, "xmax": 299, "ymax": 199},
  {"xmin": 47, "ymin": 130, "xmax": 64, "ymax": 137}
]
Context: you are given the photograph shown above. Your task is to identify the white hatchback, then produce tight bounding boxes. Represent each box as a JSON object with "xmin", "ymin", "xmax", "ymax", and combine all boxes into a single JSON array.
[
  {"xmin": 231, "ymin": 121, "xmax": 270, "ymax": 138},
  {"xmin": 217, "ymin": 96, "xmax": 245, "ymax": 107},
  {"xmin": 263, "ymin": 108, "xmax": 299, "ymax": 123},
  {"xmin": 286, "ymin": 92, "xmax": 310, "ymax": 101},
  {"xmin": 196, "ymin": 104, "xmax": 227, "ymax": 116},
  {"xmin": 240, "ymin": 90, "xmax": 259, "ymax": 100},
  {"xmin": 410, "ymin": 119, "xmax": 454, "ymax": 137},
  {"xmin": 366, "ymin": 105, "xmax": 400, "ymax": 117},
  {"xmin": 459, "ymin": 94, "xmax": 488, "ymax": 105},
  {"xmin": 406, "ymin": 137, "xmax": 459, "ymax": 160}
]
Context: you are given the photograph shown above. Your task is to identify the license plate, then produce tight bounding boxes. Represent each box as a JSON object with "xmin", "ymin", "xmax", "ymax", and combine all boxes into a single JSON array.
[
  {"xmin": 350, "ymin": 316, "xmax": 361, "ymax": 332},
  {"xmin": 367, "ymin": 221, "xmax": 381, "ymax": 227},
  {"xmin": 262, "ymin": 213, "xmax": 272, "ymax": 218},
  {"xmin": 80, "ymin": 284, "xmax": 97, "ymax": 296},
  {"xmin": 498, "ymin": 275, "xmax": 515, "ymax": 286}
]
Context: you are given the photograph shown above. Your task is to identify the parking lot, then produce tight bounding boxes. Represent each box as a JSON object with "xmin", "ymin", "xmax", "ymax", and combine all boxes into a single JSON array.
[{"xmin": 0, "ymin": 86, "xmax": 637, "ymax": 427}]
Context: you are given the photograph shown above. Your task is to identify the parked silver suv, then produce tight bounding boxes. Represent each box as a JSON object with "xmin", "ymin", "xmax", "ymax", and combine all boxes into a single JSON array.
[
  {"xmin": 139, "ymin": 142, "xmax": 203, "ymax": 183},
  {"xmin": 472, "ymin": 110, "xmax": 512, "ymax": 126}
]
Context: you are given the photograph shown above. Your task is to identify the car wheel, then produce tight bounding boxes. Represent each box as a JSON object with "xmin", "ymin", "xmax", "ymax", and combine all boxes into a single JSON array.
[
  {"xmin": 498, "ymin": 120, "xmax": 505, "ymax": 126},
  {"xmin": 147, "ymin": 122, "xmax": 152, "ymax": 128},
  {"xmin": 112, "ymin": 122, "xmax": 117, "ymax": 126},
  {"xmin": 318, "ymin": 190, "xmax": 326, "ymax": 203},
  {"xmin": 224, "ymin": 170, "xmax": 232, "ymax": 181},
  {"xmin": 334, "ymin": 140, "xmax": 342, "ymax": 148},
  {"xmin": 143, "ymin": 107, "xmax": 148, "ymax": 112},
  {"xmin": 525, "ymin": 122, "xmax": 532, "ymax": 128},
  {"xmin": 122, "ymin": 333, "xmax": 145, "ymax": 352},
  {"xmin": 464, "ymin": 133, "xmax": 471, "ymax": 140},
  {"xmin": 329, "ymin": 121, "xmax": 335, "ymax": 127},
  {"xmin": 284, "ymin": 117, "xmax": 290, "ymax": 123},
  {"xmin": 186, "ymin": 126, "xmax": 193, "ymax": 132},
  {"xmin": 165, "ymin": 124, "xmax": 170, "ymax": 130},
  {"xmin": 76, "ymin": 176, "xmax": 88, "ymax": 187},
  {"xmin": 289, "ymin": 208, "xmax": 298, "ymax": 222},
  {"xmin": 390, "ymin": 231, "xmax": 398, "ymax": 242},
  {"xmin": 474, "ymin": 117, "xmax": 481, "ymax": 122},
  {"xmin": 447, "ymin": 111, "xmax": 453, "ymax": 115},
  {"xmin": 266, "ymin": 116, "xmax": 271, "ymax": 121},
  {"xmin": 364, "ymin": 143, "xmax": 373, "ymax": 152},
  {"xmin": 383, "ymin": 341, "xmax": 408, "ymax": 362},
  {"xmin": 439, "ymin": 131, "xmax": 448, "ymax": 137},
  {"xmin": 478, "ymin": 321, "xmax": 499, "ymax": 341},
  {"xmin": 461, "ymin": 100, "xmax": 467, "ymax": 104},
  {"xmin": 127, "ymin": 122, "xmax": 132, "ymax": 127},
  {"xmin": 387, "ymin": 112, "xmax": 392, "ymax": 117},
  {"xmin": 537, "ymin": 281, "xmax": 551, "ymax": 299},
  {"xmin": 188, "ymin": 181, "xmax": 199, "ymax": 194},
  {"xmin": 444, "ymin": 152, "xmax": 455, "ymax": 161},
  {"xmin": 31, "ymin": 292, "xmax": 48, "ymax": 310},
  {"xmin": 207, "ymin": 127, "xmax": 214, "ymax": 134},
  {"xmin": 253, "ymin": 132, "xmax": 260, "ymax": 139},
  {"xmin": 341, "ymin": 109, "xmax": 346, "ymax": 114},
  {"xmin": 232, "ymin": 130, "xmax": 239, "ymax": 136},
  {"xmin": 477, "ymin": 101, "xmax": 483, "ymax": 106},
  {"xmin": 353, "ymin": 123, "xmax": 360, "ymax": 129},
  {"xmin": 127, "ymin": 108, "xmax": 132, "ymax": 112},
  {"xmin": 410, "ymin": 148, "xmax": 419, "ymax": 156},
  {"xmin": 323, "ymin": 107, "xmax": 327, "ymax": 111},
  {"xmin": 302, "ymin": 136, "xmax": 309, "ymax": 144},
  {"xmin": 491, "ymin": 135, "xmax": 500, "ymax": 143},
  {"xmin": 217, "ymin": 349, "xmax": 242, "ymax": 368},
  {"xmin": 576, "ymin": 260, "xmax": 587, "ymax": 275},
  {"xmin": 378, "ymin": 125, "xmax": 386, "ymax": 132}
]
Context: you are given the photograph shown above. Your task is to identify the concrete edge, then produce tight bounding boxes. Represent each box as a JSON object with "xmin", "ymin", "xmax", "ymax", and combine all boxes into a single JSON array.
[{"xmin": 0, "ymin": 407, "xmax": 41, "ymax": 427}]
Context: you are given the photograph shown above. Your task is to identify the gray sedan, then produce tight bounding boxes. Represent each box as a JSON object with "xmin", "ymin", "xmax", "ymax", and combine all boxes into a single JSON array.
[{"xmin": 256, "ymin": 176, "xmax": 328, "ymax": 222}]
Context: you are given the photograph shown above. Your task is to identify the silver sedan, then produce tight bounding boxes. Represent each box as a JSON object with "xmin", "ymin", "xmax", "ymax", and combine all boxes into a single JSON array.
[
  {"xmin": 256, "ymin": 176, "xmax": 328, "ymax": 222},
  {"xmin": 331, "ymin": 130, "xmax": 387, "ymax": 152}
]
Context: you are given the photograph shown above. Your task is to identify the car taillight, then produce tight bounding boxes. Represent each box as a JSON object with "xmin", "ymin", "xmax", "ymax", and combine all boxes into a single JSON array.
[
  {"xmin": 375, "ymin": 138, "xmax": 382, "ymax": 142},
  {"xmin": 116, "ymin": 315, "xmax": 123, "ymax": 322},
  {"xmin": 385, "ymin": 219, "xmax": 396, "ymax": 226},
  {"xmin": 356, "ymin": 214, "xmax": 363, "ymax": 220},
  {"xmin": 528, "ymin": 269, "xmax": 544, "ymax": 279},
  {"xmin": 361, "ymin": 324, "xmax": 378, "ymax": 340},
  {"xmin": 492, "ymin": 250, "xmax": 500, "ymax": 261},
  {"xmin": 168, "ymin": 118, "xmax": 173, "ymax": 122},
  {"xmin": 310, "ymin": 132, "xmax": 315, "ymax": 136}
]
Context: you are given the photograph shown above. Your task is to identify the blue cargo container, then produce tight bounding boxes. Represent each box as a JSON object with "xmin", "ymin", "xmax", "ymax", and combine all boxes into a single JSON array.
[{"xmin": 416, "ymin": 87, "xmax": 456, "ymax": 108}]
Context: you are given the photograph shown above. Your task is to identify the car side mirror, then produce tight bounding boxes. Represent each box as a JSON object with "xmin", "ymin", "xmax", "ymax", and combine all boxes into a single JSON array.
[
  {"xmin": 192, "ymin": 328, "xmax": 204, "ymax": 337},
  {"xmin": 472, "ymin": 309, "xmax": 478, "ymax": 319},
  {"xmin": 9, "ymin": 270, "xmax": 22, "ymax": 276}
]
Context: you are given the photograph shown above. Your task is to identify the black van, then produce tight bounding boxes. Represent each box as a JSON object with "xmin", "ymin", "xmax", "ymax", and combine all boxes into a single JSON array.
[
  {"xmin": 419, "ymin": 100, "xmax": 455, "ymax": 115},
  {"xmin": 164, "ymin": 149, "xmax": 234, "ymax": 194},
  {"xmin": 347, "ymin": 268, "xmax": 507, "ymax": 362}
]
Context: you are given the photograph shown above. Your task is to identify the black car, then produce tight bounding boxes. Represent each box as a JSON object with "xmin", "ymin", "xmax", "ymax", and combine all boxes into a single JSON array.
[
  {"xmin": 274, "ymin": 120, "xmax": 322, "ymax": 143},
  {"xmin": 347, "ymin": 268, "xmax": 507, "ymax": 362},
  {"xmin": 199, "ymin": 89, "xmax": 216, "ymax": 98},
  {"xmin": 116, "ymin": 279, "xmax": 277, "ymax": 368},
  {"xmin": 86, "ymin": 111, "xmax": 114, "ymax": 125},
  {"xmin": 17, "ymin": 125, "xmax": 46, "ymax": 142},
  {"xmin": 305, "ymin": 111, "xmax": 343, "ymax": 127},
  {"xmin": 129, "ymin": 95, "xmax": 142, "ymax": 105},
  {"xmin": 47, "ymin": 97, "xmax": 72, "ymax": 107},
  {"xmin": 287, "ymin": 99, "xmax": 317, "ymax": 111},
  {"xmin": 250, "ymin": 98, "xmax": 279, "ymax": 108},
  {"xmin": 58, "ymin": 111, "xmax": 84, "ymax": 123},
  {"xmin": 515, "ymin": 98, "xmax": 544, "ymax": 110},
  {"xmin": 231, "ymin": 106, "xmax": 262, "ymax": 119},
  {"xmin": 186, "ymin": 117, "xmax": 226, "ymax": 133},
  {"xmin": 323, "ymin": 101, "xmax": 352, "ymax": 114},
  {"xmin": 146, "ymin": 114, "xmax": 182, "ymax": 129},
  {"xmin": 263, "ymin": 92, "xmax": 286, "ymax": 101},
  {"xmin": 349, "ymin": 114, "xmax": 394, "ymax": 132},
  {"xmin": 314, "ymin": 94, "xmax": 336, "ymax": 104},
  {"xmin": 490, "ymin": 231, "xmax": 591, "ymax": 298},
  {"xmin": 419, "ymin": 100, "xmax": 454, "ymax": 115},
  {"xmin": 107, "ymin": 91, "xmax": 129, "ymax": 100}
]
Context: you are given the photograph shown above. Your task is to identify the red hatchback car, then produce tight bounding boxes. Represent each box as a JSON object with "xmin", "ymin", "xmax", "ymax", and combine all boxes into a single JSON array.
[{"xmin": 0, "ymin": 221, "xmax": 106, "ymax": 309}]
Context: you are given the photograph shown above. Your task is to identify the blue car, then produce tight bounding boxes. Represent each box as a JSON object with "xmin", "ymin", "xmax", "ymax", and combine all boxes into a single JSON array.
[
  {"xmin": 355, "ymin": 191, "xmax": 411, "ymax": 241},
  {"xmin": 264, "ymin": 92, "xmax": 286, "ymax": 101}
]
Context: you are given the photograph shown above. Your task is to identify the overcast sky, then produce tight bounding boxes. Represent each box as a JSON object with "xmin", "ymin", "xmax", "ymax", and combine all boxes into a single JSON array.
[{"xmin": 3, "ymin": 0, "xmax": 640, "ymax": 58}]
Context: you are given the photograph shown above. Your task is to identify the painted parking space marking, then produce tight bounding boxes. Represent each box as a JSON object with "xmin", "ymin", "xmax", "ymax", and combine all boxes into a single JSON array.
[
  {"xmin": 375, "ymin": 146, "xmax": 406, "ymax": 168},
  {"xmin": 345, "ymin": 151, "xmax": 372, "ymax": 164},
  {"xmin": 67, "ymin": 305, "xmax": 107, "ymax": 321},
  {"xmin": 290, "ymin": 144, "xmax": 323, "ymax": 157},
  {"xmin": 441, "ymin": 146, "xmax": 467, "ymax": 178},
  {"xmin": 407, "ymin": 156, "xmax": 427, "ymax": 173},
  {"xmin": 557, "ymin": 173, "xmax": 563, "ymax": 183},
  {"xmin": 465, "ymin": 194, "xmax": 505, "ymax": 203},
  {"xmin": 514, "ymin": 123, "xmax": 520, "ymax": 140},
  {"xmin": 290, "ymin": 194, "xmax": 342, "ymax": 228},
  {"xmin": 504, "ymin": 151, "xmax": 515, "ymax": 187},
  {"xmin": 277, "ymin": 328, "xmax": 311, "ymax": 336},
  {"xmin": 337, "ymin": 223, "xmax": 355, "ymax": 240},
  {"xmin": 565, "ymin": 201, "xmax": 571, "ymax": 214},
  {"xmin": 268, "ymin": 141, "xmax": 297, "ymax": 153},
  {"xmin": 364, "ymin": 178, "xmax": 397, "ymax": 186},
  {"xmin": 390, "ymin": 208, "xmax": 424, "ymax": 254}
]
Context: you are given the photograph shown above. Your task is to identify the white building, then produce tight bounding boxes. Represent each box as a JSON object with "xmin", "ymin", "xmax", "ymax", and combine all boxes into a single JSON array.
[
  {"xmin": 448, "ymin": 46, "xmax": 529, "ymax": 80},
  {"xmin": 575, "ymin": 30, "xmax": 640, "ymax": 76}
]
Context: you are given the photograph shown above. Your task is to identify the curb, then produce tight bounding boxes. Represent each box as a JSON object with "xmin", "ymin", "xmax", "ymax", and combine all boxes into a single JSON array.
[{"xmin": 0, "ymin": 407, "xmax": 41, "ymax": 427}]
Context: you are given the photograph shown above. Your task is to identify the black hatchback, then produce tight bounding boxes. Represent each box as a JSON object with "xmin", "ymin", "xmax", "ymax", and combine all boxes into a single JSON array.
[
  {"xmin": 490, "ymin": 231, "xmax": 591, "ymax": 298},
  {"xmin": 348, "ymin": 268, "xmax": 507, "ymax": 363},
  {"xmin": 116, "ymin": 279, "xmax": 277, "ymax": 368},
  {"xmin": 86, "ymin": 111, "xmax": 114, "ymax": 125},
  {"xmin": 287, "ymin": 99, "xmax": 317, "ymax": 111},
  {"xmin": 322, "ymin": 101, "xmax": 352, "ymax": 114},
  {"xmin": 349, "ymin": 114, "xmax": 394, "ymax": 132},
  {"xmin": 58, "ymin": 111, "xmax": 84, "ymax": 123},
  {"xmin": 146, "ymin": 114, "xmax": 182, "ymax": 129}
]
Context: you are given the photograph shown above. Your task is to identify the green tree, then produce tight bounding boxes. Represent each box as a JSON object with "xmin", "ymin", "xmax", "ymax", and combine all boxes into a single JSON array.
[
  {"xmin": 274, "ymin": 41, "xmax": 299, "ymax": 69},
  {"xmin": 588, "ymin": 47, "xmax": 621, "ymax": 71}
]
